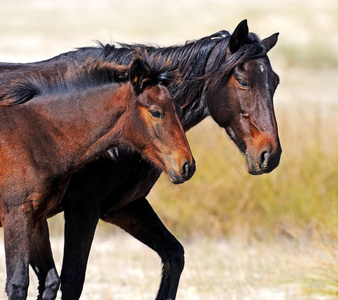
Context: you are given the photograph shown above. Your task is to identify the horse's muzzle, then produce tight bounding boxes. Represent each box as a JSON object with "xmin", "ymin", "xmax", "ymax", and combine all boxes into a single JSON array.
[{"xmin": 245, "ymin": 148, "xmax": 281, "ymax": 175}]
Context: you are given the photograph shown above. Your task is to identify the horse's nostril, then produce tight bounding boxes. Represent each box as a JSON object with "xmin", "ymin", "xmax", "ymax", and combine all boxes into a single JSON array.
[{"xmin": 259, "ymin": 151, "xmax": 270, "ymax": 169}]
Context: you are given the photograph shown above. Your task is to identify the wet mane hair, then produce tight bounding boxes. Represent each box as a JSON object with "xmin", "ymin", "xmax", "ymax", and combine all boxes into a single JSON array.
[{"xmin": 0, "ymin": 53, "xmax": 179, "ymax": 106}]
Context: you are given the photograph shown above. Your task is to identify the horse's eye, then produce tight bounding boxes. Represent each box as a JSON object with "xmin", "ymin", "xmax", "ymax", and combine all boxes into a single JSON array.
[
  {"xmin": 150, "ymin": 109, "xmax": 163, "ymax": 119},
  {"xmin": 237, "ymin": 79, "xmax": 249, "ymax": 89}
]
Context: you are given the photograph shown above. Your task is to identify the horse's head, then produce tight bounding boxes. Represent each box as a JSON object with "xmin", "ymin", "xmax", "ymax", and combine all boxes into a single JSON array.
[
  {"xmin": 126, "ymin": 55, "xmax": 195, "ymax": 183},
  {"xmin": 206, "ymin": 20, "xmax": 281, "ymax": 175}
]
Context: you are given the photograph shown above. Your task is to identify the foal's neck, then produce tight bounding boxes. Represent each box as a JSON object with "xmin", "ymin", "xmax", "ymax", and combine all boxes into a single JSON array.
[{"xmin": 29, "ymin": 83, "xmax": 132, "ymax": 172}]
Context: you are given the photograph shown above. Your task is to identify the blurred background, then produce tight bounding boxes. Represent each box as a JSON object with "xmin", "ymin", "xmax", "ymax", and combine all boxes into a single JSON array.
[{"xmin": 0, "ymin": 0, "xmax": 337, "ymax": 299}]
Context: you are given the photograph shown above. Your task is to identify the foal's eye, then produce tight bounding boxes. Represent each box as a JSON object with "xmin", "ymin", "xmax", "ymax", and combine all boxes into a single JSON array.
[
  {"xmin": 237, "ymin": 79, "xmax": 249, "ymax": 89},
  {"xmin": 150, "ymin": 109, "xmax": 163, "ymax": 119}
]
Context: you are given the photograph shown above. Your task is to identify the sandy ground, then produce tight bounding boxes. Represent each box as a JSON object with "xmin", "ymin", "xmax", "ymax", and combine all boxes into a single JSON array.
[{"xmin": 0, "ymin": 229, "xmax": 336, "ymax": 300}]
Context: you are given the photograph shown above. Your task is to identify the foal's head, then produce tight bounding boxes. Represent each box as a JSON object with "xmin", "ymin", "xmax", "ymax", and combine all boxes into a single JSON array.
[
  {"xmin": 0, "ymin": 54, "xmax": 195, "ymax": 184},
  {"xmin": 124, "ymin": 55, "xmax": 195, "ymax": 183}
]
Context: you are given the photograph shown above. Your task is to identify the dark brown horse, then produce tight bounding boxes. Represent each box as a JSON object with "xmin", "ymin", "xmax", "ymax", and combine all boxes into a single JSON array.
[
  {"xmin": 0, "ymin": 20, "xmax": 281, "ymax": 300},
  {"xmin": 0, "ymin": 55, "xmax": 195, "ymax": 300}
]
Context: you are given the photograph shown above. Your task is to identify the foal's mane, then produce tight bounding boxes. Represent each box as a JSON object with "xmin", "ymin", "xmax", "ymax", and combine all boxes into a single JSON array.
[
  {"xmin": 0, "ymin": 59, "xmax": 129, "ymax": 105},
  {"xmin": 0, "ymin": 54, "xmax": 178, "ymax": 106}
]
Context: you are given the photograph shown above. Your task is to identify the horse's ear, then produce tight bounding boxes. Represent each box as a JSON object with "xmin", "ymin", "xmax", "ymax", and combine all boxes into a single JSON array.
[
  {"xmin": 130, "ymin": 58, "xmax": 151, "ymax": 94},
  {"xmin": 228, "ymin": 19, "xmax": 249, "ymax": 54},
  {"xmin": 261, "ymin": 33, "xmax": 279, "ymax": 52}
]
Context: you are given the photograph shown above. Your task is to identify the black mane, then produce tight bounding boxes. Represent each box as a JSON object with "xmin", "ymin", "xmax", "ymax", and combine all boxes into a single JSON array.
[
  {"xmin": 98, "ymin": 31, "xmax": 231, "ymax": 109},
  {"xmin": 94, "ymin": 31, "xmax": 267, "ymax": 127}
]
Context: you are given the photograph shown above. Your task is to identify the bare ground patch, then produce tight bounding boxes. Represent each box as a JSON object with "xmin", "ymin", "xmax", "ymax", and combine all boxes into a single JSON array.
[{"xmin": 0, "ymin": 229, "xmax": 336, "ymax": 299}]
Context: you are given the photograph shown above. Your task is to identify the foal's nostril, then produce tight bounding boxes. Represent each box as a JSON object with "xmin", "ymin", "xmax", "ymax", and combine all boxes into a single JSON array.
[
  {"xmin": 181, "ymin": 160, "xmax": 195, "ymax": 180},
  {"xmin": 182, "ymin": 161, "xmax": 189, "ymax": 177}
]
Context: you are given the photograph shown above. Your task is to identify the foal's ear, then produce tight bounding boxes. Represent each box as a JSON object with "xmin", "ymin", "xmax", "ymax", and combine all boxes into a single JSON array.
[
  {"xmin": 228, "ymin": 19, "xmax": 249, "ymax": 54},
  {"xmin": 130, "ymin": 58, "xmax": 151, "ymax": 94},
  {"xmin": 261, "ymin": 33, "xmax": 279, "ymax": 52}
]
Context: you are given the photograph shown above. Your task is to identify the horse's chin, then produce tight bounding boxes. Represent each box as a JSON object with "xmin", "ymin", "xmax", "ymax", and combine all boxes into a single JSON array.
[{"xmin": 245, "ymin": 164, "xmax": 265, "ymax": 175}]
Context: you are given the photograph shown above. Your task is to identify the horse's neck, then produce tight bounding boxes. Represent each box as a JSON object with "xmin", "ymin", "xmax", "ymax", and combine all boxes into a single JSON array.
[
  {"xmin": 155, "ymin": 46, "xmax": 214, "ymax": 131},
  {"xmin": 29, "ymin": 84, "xmax": 129, "ymax": 172},
  {"xmin": 179, "ymin": 90, "xmax": 209, "ymax": 131},
  {"xmin": 173, "ymin": 42, "xmax": 223, "ymax": 131}
]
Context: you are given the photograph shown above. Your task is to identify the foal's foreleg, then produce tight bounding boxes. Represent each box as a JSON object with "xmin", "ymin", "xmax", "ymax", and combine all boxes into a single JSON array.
[
  {"xmin": 29, "ymin": 217, "xmax": 60, "ymax": 300},
  {"xmin": 3, "ymin": 204, "xmax": 32, "ymax": 300},
  {"xmin": 103, "ymin": 197, "xmax": 184, "ymax": 300}
]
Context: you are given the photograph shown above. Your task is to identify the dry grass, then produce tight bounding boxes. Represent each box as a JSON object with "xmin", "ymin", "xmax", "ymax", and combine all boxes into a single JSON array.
[{"xmin": 0, "ymin": 0, "xmax": 337, "ymax": 299}]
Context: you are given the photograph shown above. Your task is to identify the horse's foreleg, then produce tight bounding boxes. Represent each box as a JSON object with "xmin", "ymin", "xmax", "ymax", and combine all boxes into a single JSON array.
[
  {"xmin": 3, "ymin": 204, "xmax": 32, "ymax": 300},
  {"xmin": 60, "ymin": 193, "xmax": 100, "ymax": 300},
  {"xmin": 30, "ymin": 217, "xmax": 60, "ymax": 300},
  {"xmin": 103, "ymin": 197, "xmax": 184, "ymax": 300}
]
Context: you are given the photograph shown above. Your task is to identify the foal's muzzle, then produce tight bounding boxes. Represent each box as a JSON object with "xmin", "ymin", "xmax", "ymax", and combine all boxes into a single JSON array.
[{"xmin": 168, "ymin": 159, "xmax": 196, "ymax": 184}]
